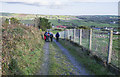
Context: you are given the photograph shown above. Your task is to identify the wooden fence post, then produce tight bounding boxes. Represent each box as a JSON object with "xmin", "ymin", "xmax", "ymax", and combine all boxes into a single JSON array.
[
  {"xmin": 67, "ymin": 29, "xmax": 69, "ymax": 40},
  {"xmin": 72, "ymin": 29, "xmax": 74, "ymax": 41},
  {"xmin": 69, "ymin": 29, "xmax": 72, "ymax": 41},
  {"xmin": 79, "ymin": 29, "xmax": 82, "ymax": 45},
  {"xmin": 73, "ymin": 29, "xmax": 76, "ymax": 42},
  {"xmin": 64, "ymin": 30, "xmax": 65, "ymax": 39},
  {"xmin": 89, "ymin": 29, "xmax": 92, "ymax": 50},
  {"xmin": 59, "ymin": 32, "xmax": 61, "ymax": 38},
  {"xmin": 107, "ymin": 30, "xmax": 113, "ymax": 64}
]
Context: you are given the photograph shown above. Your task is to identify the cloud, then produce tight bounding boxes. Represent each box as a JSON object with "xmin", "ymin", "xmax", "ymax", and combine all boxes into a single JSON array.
[
  {"xmin": 4, "ymin": 2, "xmax": 40, "ymax": 6},
  {"xmin": 71, "ymin": 0, "xmax": 119, "ymax": 2},
  {"xmin": 0, "ymin": 0, "xmax": 118, "ymax": 10},
  {"xmin": 0, "ymin": 0, "xmax": 69, "ymax": 6},
  {"xmin": 0, "ymin": 0, "xmax": 119, "ymax": 6},
  {"xmin": 0, "ymin": 0, "xmax": 69, "ymax": 10},
  {"xmin": 0, "ymin": 0, "xmax": 71, "ymax": 10}
]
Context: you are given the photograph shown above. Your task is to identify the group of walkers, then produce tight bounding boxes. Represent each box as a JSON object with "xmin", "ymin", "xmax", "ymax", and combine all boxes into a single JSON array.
[{"xmin": 44, "ymin": 31, "xmax": 60, "ymax": 42}]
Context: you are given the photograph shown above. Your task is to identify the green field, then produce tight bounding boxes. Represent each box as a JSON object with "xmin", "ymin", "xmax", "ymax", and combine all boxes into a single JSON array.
[
  {"xmin": 49, "ymin": 19, "xmax": 118, "ymax": 28},
  {"xmin": 20, "ymin": 20, "xmax": 34, "ymax": 24}
]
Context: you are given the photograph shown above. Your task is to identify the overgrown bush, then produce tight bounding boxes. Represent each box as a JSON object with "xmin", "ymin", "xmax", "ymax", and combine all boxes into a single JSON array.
[{"xmin": 2, "ymin": 23, "xmax": 44, "ymax": 75}]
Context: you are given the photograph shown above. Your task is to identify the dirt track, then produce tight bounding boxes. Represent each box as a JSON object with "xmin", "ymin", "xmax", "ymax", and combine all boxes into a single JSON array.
[{"xmin": 36, "ymin": 39, "xmax": 89, "ymax": 75}]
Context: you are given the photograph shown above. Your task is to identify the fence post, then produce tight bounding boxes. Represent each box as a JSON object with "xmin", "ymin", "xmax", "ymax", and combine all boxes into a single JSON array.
[
  {"xmin": 89, "ymin": 29, "xmax": 92, "ymax": 50},
  {"xmin": 79, "ymin": 29, "xmax": 82, "ymax": 45},
  {"xmin": 107, "ymin": 30, "xmax": 113, "ymax": 64},
  {"xmin": 64, "ymin": 30, "xmax": 65, "ymax": 39},
  {"xmin": 59, "ymin": 32, "xmax": 61, "ymax": 38},
  {"xmin": 72, "ymin": 29, "xmax": 74, "ymax": 41},
  {"xmin": 73, "ymin": 28, "xmax": 76, "ymax": 42},
  {"xmin": 69, "ymin": 29, "xmax": 72, "ymax": 41},
  {"xmin": 67, "ymin": 29, "xmax": 69, "ymax": 40}
]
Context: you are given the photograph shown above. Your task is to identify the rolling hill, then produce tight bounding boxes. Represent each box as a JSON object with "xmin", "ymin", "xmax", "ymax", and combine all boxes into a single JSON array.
[{"xmin": 0, "ymin": 12, "xmax": 118, "ymax": 28}]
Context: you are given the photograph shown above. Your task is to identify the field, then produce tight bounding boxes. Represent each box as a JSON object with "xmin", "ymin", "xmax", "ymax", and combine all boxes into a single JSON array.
[
  {"xmin": 50, "ymin": 19, "xmax": 118, "ymax": 28},
  {"xmin": 1, "ymin": 12, "xmax": 118, "ymax": 29}
]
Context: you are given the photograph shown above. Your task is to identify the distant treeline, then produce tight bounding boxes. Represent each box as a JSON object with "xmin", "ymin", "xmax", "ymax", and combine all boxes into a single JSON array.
[{"xmin": 76, "ymin": 16, "xmax": 118, "ymax": 24}]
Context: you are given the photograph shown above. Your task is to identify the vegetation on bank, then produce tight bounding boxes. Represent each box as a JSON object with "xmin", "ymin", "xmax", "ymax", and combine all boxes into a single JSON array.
[
  {"xmin": 59, "ymin": 39, "xmax": 114, "ymax": 75},
  {"xmin": 2, "ymin": 22, "xmax": 44, "ymax": 75}
]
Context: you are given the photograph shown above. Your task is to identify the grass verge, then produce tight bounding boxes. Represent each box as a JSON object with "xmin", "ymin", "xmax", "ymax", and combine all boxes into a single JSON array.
[{"xmin": 59, "ymin": 39, "xmax": 114, "ymax": 75}]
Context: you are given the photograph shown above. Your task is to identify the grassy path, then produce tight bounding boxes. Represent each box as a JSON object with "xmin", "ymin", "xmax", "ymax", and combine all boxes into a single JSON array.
[
  {"xmin": 36, "ymin": 39, "xmax": 90, "ymax": 75},
  {"xmin": 52, "ymin": 39, "xmax": 90, "ymax": 75},
  {"xmin": 36, "ymin": 42, "xmax": 49, "ymax": 75},
  {"xmin": 35, "ymin": 36, "xmax": 95, "ymax": 75},
  {"xmin": 49, "ymin": 41, "xmax": 80, "ymax": 75}
]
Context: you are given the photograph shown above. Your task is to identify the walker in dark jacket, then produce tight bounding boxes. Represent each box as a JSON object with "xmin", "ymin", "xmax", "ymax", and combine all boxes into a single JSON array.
[
  {"xmin": 50, "ymin": 34, "xmax": 53, "ymax": 42},
  {"xmin": 55, "ymin": 32, "xmax": 60, "ymax": 41}
]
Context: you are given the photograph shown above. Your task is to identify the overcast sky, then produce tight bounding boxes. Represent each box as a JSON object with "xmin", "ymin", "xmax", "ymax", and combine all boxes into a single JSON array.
[{"xmin": 0, "ymin": 0, "xmax": 119, "ymax": 15}]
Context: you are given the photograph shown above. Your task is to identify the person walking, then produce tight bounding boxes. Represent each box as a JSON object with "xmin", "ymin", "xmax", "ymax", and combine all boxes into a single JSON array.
[
  {"xmin": 50, "ymin": 33, "xmax": 53, "ymax": 42},
  {"xmin": 44, "ymin": 32, "xmax": 47, "ymax": 41},
  {"xmin": 55, "ymin": 32, "xmax": 60, "ymax": 42}
]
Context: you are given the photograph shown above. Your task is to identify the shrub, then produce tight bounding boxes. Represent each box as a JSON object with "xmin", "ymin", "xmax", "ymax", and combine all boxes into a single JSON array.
[{"xmin": 2, "ymin": 23, "xmax": 44, "ymax": 75}]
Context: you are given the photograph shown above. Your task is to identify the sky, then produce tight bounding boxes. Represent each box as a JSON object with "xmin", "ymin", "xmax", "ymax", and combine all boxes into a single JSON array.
[{"xmin": 0, "ymin": 0, "xmax": 119, "ymax": 15}]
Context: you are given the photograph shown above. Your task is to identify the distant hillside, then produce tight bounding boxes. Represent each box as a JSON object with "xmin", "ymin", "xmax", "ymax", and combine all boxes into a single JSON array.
[
  {"xmin": 1, "ymin": 13, "xmax": 13, "ymax": 16},
  {"xmin": 1, "ymin": 12, "xmax": 118, "ymax": 28},
  {"xmin": 0, "ymin": 12, "xmax": 77, "ymax": 20}
]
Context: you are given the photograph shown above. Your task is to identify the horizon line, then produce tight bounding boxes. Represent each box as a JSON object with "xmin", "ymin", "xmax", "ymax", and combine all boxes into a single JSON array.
[{"xmin": 0, "ymin": 12, "xmax": 118, "ymax": 16}]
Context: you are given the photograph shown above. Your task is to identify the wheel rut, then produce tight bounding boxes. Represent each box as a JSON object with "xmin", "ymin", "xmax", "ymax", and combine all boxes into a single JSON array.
[{"xmin": 36, "ymin": 42, "xmax": 49, "ymax": 75}]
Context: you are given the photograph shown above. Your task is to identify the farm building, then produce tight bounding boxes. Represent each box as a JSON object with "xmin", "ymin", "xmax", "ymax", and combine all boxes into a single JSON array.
[{"xmin": 56, "ymin": 25, "xmax": 67, "ymax": 28}]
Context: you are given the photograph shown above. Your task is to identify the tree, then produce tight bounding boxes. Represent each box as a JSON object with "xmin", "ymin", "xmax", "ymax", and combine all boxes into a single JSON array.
[
  {"xmin": 5, "ymin": 17, "xmax": 20, "ymax": 24},
  {"xmin": 35, "ymin": 17, "xmax": 52, "ymax": 31}
]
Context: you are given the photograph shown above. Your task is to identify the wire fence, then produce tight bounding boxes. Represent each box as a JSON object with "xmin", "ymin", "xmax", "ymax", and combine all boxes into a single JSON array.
[
  {"xmin": 92, "ymin": 30, "xmax": 109, "ymax": 61},
  {"xmin": 59, "ymin": 29, "xmax": 119, "ymax": 68},
  {"xmin": 111, "ymin": 35, "xmax": 119, "ymax": 68},
  {"xmin": 81, "ymin": 29, "xmax": 90, "ymax": 49}
]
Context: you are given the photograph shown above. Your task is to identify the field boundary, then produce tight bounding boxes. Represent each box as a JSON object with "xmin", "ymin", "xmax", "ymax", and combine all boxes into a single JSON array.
[
  {"xmin": 59, "ymin": 29, "xmax": 119, "ymax": 69},
  {"xmin": 61, "ymin": 38, "xmax": 120, "ymax": 75}
]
